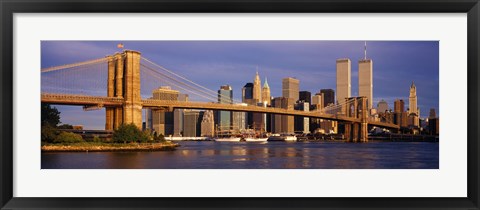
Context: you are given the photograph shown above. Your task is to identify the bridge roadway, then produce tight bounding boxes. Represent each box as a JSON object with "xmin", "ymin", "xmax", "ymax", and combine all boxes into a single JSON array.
[{"xmin": 41, "ymin": 93, "xmax": 399, "ymax": 129}]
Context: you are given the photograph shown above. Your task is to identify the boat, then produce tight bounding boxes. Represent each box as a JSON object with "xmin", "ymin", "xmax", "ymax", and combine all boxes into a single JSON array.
[
  {"xmin": 214, "ymin": 137, "xmax": 241, "ymax": 142},
  {"xmin": 244, "ymin": 137, "xmax": 268, "ymax": 142},
  {"xmin": 267, "ymin": 133, "xmax": 297, "ymax": 142},
  {"xmin": 214, "ymin": 125, "xmax": 241, "ymax": 142}
]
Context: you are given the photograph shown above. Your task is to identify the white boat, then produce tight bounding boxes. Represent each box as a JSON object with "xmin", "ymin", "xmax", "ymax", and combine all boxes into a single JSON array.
[
  {"xmin": 267, "ymin": 133, "xmax": 297, "ymax": 141},
  {"xmin": 284, "ymin": 135, "xmax": 297, "ymax": 141},
  {"xmin": 244, "ymin": 137, "xmax": 268, "ymax": 142},
  {"xmin": 214, "ymin": 137, "xmax": 241, "ymax": 142}
]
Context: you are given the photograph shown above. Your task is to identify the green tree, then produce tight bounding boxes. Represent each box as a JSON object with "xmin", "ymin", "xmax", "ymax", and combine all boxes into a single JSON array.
[
  {"xmin": 41, "ymin": 103, "xmax": 61, "ymax": 127},
  {"xmin": 53, "ymin": 131, "xmax": 83, "ymax": 143},
  {"xmin": 41, "ymin": 124, "xmax": 58, "ymax": 143},
  {"xmin": 112, "ymin": 123, "xmax": 149, "ymax": 143}
]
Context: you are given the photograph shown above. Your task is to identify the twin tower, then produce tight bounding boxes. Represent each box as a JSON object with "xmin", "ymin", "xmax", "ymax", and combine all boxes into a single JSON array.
[{"xmin": 336, "ymin": 57, "xmax": 373, "ymax": 110}]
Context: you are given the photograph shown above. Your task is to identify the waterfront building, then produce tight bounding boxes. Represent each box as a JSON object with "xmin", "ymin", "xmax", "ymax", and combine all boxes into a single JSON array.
[
  {"xmin": 149, "ymin": 86, "xmax": 178, "ymax": 136},
  {"xmin": 294, "ymin": 102, "xmax": 310, "ymax": 133},
  {"xmin": 428, "ymin": 118, "xmax": 439, "ymax": 135},
  {"xmin": 299, "ymin": 91, "xmax": 311, "ymax": 104},
  {"xmin": 320, "ymin": 89, "xmax": 335, "ymax": 107},
  {"xmin": 336, "ymin": 59, "xmax": 351, "ymax": 105},
  {"xmin": 183, "ymin": 110, "xmax": 204, "ymax": 137},
  {"xmin": 262, "ymin": 77, "xmax": 271, "ymax": 105},
  {"xmin": 173, "ymin": 93, "xmax": 188, "ymax": 137},
  {"xmin": 216, "ymin": 85, "xmax": 233, "ymax": 132},
  {"xmin": 282, "ymin": 77, "xmax": 299, "ymax": 101},
  {"xmin": 377, "ymin": 99, "xmax": 389, "ymax": 114},
  {"xmin": 271, "ymin": 97, "xmax": 294, "ymax": 133},
  {"xmin": 201, "ymin": 110, "xmax": 215, "ymax": 137},
  {"xmin": 253, "ymin": 71, "xmax": 262, "ymax": 103}
]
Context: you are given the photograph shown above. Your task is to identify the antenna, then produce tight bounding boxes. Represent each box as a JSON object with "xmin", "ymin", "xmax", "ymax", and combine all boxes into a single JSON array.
[{"xmin": 364, "ymin": 41, "xmax": 367, "ymax": 60}]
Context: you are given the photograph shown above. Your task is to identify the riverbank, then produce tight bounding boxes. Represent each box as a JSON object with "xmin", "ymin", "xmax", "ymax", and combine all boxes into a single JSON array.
[{"xmin": 41, "ymin": 142, "xmax": 179, "ymax": 152}]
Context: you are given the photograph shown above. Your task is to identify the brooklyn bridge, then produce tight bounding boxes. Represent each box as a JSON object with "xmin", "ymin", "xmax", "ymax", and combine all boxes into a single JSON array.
[{"xmin": 41, "ymin": 50, "xmax": 399, "ymax": 142}]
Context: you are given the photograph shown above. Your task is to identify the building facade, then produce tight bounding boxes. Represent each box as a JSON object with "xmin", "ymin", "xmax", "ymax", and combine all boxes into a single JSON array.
[
  {"xmin": 262, "ymin": 78, "xmax": 271, "ymax": 105},
  {"xmin": 148, "ymin": 86, "xmax": 179, "ymax": 136},
  {"xmin": 271, "ymin": 97, "xmax": 294, "ymax": 133},
  {"xmin": 282, "ymin": 77, "xmax": 299, "ymax": 101},
  {"xmin": 320, "ymin": 89, "xmax": 335, "ymax": 107},
  {"xmin": 299, "ymin": 91, "xmax": 311, "ymax": 104},
  {"xmin": 201, "ymin": 110, "xmax": 215, "ymax": 137},
  {"xmin": 253, "ymin": 71, "xmax": 262, "ymax": 103},
  {"xmin": 377, "ymin": 99, "xmax": 389, "ymax": 114},
  {"xmin": 336, "ymin": 59, "xmax": 351, "ymax": 105},
  {"xmin": 358, "ymin": 59, "xmax": 373, "ymax": 109},
  {"xmin": 173, "ymin": 93, "xmax": 188, "ymax": 137},
  {"xmin": 183, "ymin": 110, "xmax": 203, "ymax": 137},
  {"xmin": 217, "ymin": 85, "xmax": 233, "ymax": 132}
]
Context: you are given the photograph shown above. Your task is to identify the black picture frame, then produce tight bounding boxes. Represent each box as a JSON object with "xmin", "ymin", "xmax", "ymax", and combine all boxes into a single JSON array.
[{"xmin": 1, "ymin": 0, "xmax": 479, "ymax": 209}]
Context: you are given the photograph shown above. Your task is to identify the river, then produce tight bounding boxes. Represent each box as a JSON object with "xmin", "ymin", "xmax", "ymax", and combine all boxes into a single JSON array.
[{"xmin": 41, "ymin": 141, "xmax": 439, "ymax": 169}]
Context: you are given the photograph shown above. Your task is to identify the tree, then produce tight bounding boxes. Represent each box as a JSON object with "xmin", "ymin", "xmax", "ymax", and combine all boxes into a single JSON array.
[
  {"xmin": 41, "ymin": 103, "xmax": 61, "ymax": 127},
  {"xmin": 53, "ymin": 131, "xmax": 84, "ymax": 143},
  {"xmin": 112, "ymin": 123, "xmax": 149, "ymax": 143},
  {"xmin": 57, "ymin": 124, "xmax": 73, "ymax": 129}
]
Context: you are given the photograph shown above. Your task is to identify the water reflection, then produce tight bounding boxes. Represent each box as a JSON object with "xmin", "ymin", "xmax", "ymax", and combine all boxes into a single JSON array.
[{"xmin": 42, "ymin": 141, "xmax": 439, "ymax": 169}]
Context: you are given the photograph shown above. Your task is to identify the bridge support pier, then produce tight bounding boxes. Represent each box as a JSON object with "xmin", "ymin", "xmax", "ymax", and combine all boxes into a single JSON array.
[{"xmin": 105, "ymin": 50, "xmax": 142, "ymax": 130}]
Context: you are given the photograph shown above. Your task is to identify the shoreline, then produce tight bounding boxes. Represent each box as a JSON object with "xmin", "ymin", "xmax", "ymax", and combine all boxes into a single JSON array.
[{"xmin": 41, "ymin": 142, "xmax": 179, "ymax": 152}]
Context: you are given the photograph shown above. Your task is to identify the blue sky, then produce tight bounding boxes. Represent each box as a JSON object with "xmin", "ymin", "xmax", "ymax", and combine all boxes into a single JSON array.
[{"xmin": 41, "ymin": 41, "xmax": 439, "ymax": 129}]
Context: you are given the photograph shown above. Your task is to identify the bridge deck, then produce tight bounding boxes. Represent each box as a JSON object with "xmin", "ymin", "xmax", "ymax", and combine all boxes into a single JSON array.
[{"xmin": 41, "ymin": 93, "xmax": 399, "ymax": 129}]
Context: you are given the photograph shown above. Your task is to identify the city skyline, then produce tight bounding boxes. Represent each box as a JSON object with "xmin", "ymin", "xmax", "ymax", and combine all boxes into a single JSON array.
[{"xmin": 41, "ymin": 41, "xmax": 439, "ymax": 129}]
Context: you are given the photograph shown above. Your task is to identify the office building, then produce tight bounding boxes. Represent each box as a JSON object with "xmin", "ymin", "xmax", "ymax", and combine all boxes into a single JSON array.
[
  {"xmin": 201, "ymin": 110, "xmax": 215, "ymax": 137},
  {"xmin": 183, "ymin": 110, "xmax": 204, "ymax": 137},
  {"xmin": 320, "ymin": 89, "xmax": 335, "ymax": 107},
  {"xmin": 149, "ymin": 86, "xmax": 178, "ymax": 136},
  {"xmin": 299, "ymin": 91, "xmax": 311, "ymax": 104},
  {"xmin": 282, "ymin": 77, "xmax": 299, "ymax": 101},
  {"xmin": 377, "ymin": 99, "xmax": 389, "ymax": 114},
  {"xmin": 294, "ymin": 102, "xmax": 310, "ymax": 134},
  {"xmin": 312, "ymin": 93, "xmax": 323, "ymax": 111},
  {"xmin": 242, "ymin": 83, "xmax": 254, "ymax": 105},
  {"xmin": 262, "ymin": 77, "xmax": 271, "ymax": 105},
  {"xmin": 253, "ymin": 71, "xmax": 262, "ymax": 103},
  {"xmin": 217, "ymin": 85, "xmax": 233, "ymax": 132},
  {"xmin": 429, "ymin": 108, "xmax": 437, "ymax": 119},
  {"xmin": 336, "ymin": 59, "xmax": 351, "ymax": 105},
  {"xmin": 394, "ymin": 99, "xmax": 405, "ymax": 113},
  {"xmin": 271, "ymin": 97, "xmax": 294, "ymax": 133},
  {"xmin": 358, "ymin": 59, "xmax": 373, "ymax": 109},
  {"xmin": 173, "ymin": 93, "xmax": 188, "ymax": 137}
]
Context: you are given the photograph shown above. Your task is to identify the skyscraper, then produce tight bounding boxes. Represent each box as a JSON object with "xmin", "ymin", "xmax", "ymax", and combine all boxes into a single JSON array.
[
  {"xmin": 336, "ymin": 58, "xmax": 351, "ymax": 105},
  {"xmin": 242, "ymin": 82, "xmax": 254, "ymax": 105},
  {"xmin": 312, "ymin": 93, "xmax": 323, "ymax": 110},
  {"xmin": 262, "ymin": 77, "xmax": 271, "ymax": 105},
  {"xmin": 282, "ymin": 77, "xmax": 299, "ymax": 101},
  {"xmin": 253, "ymin": 71, "xmax": 262, "ymax": 103},
  {"xmin": 320, "ymin": 89, "xmax": 335, "ymax": 107},
  {"xmin": 271, "ymin": 97, "xmax": 294, "ymax": 133},
  {"xmin": 299, "ymin": 91, "xmax": 311, "ymax": 104},
  {"xmin": 183, "ymin": 110, "xmax": 203, "ymax": 137},
  {"xmin": 294, "ymin": 101, "xmax": 310, "ymax": 134},
  {"xmin": 358, "ymin": 42, "xmax": 373, "ymax": 109},
  {"xmin": 217, "ymin": 85, "xmax": 233, "ymax": 132},
  {"xmin": 377, "ymin": 99, "xmax": 388, "ymax": 114},
  {"xmin": 149, "ymin": 86, "xmax": 178, "ymax": 135},
  {"xmin": 173, "ymin": 93, "xmax": 188, "ymax": 137},
  {"xmin": 394, "ymin": 99, "xmax": 405, "ymax": 113},
  {"xmin": 409, "ymin": 81, "xmax": 418, "ymax": 115},
  {"xmin": 201, "ymin": 110, "xmax": 215, "ymax": 137}
]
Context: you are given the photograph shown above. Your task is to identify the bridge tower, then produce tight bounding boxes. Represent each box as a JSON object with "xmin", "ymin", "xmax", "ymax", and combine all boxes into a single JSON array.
[
  {"xmin": 344, "ymin": 96, "xmax": 369, "ymax": 142},
  {"xmin": 105, "ymin": 50, "xmax": 142, "ymax": 130}
]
